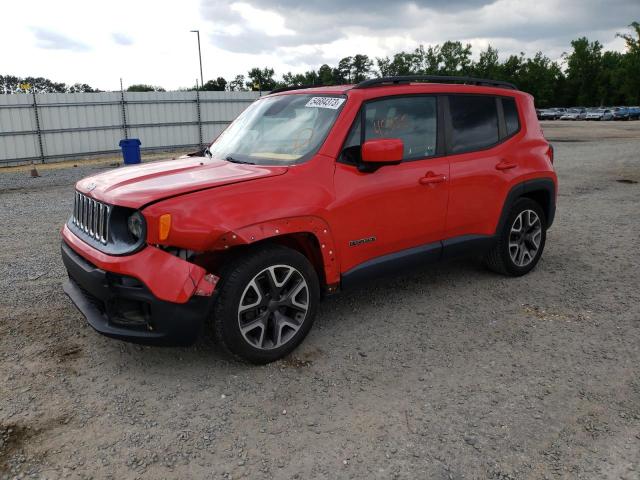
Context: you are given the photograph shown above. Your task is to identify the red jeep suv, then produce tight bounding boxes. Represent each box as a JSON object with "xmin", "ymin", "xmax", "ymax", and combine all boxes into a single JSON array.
[{"xmin": 61, "ymin": 76, "xmax": 557, "ymax": 363}]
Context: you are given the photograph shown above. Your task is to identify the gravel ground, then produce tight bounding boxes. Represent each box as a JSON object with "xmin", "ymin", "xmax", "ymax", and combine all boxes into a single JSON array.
[{"xmin": 1, "ymin": 121, "xmax": 639, "ymax": 479}]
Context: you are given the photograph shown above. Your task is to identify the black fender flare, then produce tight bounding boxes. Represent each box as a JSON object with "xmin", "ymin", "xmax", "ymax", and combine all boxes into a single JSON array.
[{"xmin": 495, "ymin": 178, "xmax": 556, "ymax": 234}]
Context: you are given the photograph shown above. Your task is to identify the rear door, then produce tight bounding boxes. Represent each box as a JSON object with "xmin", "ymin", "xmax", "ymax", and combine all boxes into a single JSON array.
[
  {"xmin": 331, "ymin": 95, "xmax": 450, "ymax": 273},
  {"xmin": 445, "ymin": 94, "xmax": 522, "ymax": 239}
]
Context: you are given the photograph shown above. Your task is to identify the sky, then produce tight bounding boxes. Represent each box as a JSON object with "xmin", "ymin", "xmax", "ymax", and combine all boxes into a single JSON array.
[{"xmin": 2, "ymin": 0, "xmax": 638, "ymax": 91}]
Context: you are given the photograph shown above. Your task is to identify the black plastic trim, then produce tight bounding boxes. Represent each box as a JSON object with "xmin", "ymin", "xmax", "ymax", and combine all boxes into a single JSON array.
[
  {"xmin": 496, "ymin": 97, "xmax": 507, "ymax": 139},
  {"xmin": 354, "ymin": 75, "xmax": 518, "ymax": 90},
  {"xmin": 341, "ymin": 241, "xmax": 442, "ymax": 289},
  {"xmin": 61, "ymin": 241, "xmax": 213, "ymax": 345},
  {"xmin": 340, "ymin": 233, "xmax": 500, "ymax": 289},
  {"xmin": 441, "ymin": 235, "xmax": 497, "ymax": 261},
  {"xmin": 495, "ymin": 178, "xmax": 556, "ymax": 233}
]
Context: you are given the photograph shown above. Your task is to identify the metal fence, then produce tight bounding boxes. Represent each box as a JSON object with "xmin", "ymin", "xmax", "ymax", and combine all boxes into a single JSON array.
[{"xmin": 0, "ymin": 90, "xmax": 262, "ymax": 167}]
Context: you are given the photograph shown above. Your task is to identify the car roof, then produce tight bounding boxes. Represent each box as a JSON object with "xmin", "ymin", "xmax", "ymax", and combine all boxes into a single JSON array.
[
  {"xmin": 268, "ymin": 82, "xmax": 523, "ymax": 100},
  {"xmin": 268, "ymin": 75, "xmax": 521, "ymax": 99}
]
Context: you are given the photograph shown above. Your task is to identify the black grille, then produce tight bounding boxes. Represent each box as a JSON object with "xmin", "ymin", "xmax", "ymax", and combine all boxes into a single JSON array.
[{"xmin": 72, "ymin": 191, "xmax": 110, "ymax": 244}]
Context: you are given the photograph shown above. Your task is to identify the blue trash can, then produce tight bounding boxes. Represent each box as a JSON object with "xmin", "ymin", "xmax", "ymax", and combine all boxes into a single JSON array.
[{"xmin": 119, "ymin": 138, "xmax": 141, "ymax": 165}]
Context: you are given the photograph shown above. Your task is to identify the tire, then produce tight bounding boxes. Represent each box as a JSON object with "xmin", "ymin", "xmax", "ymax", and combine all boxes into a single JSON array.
[
  {"xmin": 484, "ymin": 198, "xmax": 547, "ymax": 276},
  {"xmin": 212, "ymin": 244, "xmax": 320, "ymax": 364}
]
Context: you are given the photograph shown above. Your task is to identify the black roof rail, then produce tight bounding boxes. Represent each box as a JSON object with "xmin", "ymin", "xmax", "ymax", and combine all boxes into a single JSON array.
[{"xmin": 353, "ymin": 75, "xmax": 518, "ymax": 90}]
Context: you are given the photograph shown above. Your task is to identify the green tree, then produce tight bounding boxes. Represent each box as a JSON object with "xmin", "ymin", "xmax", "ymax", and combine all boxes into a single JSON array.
[
  {"xmin": 564, "ymin": 37, "xmax": 603, "ymax": 105},
  {"xmin": 439, "ymin": 41, "xmax": 473, "ymax": 75},
  {"xmin": 377, "ymin": 51, "xmax": 419, "ymax": 76},
  {"xmin": 473, "ymin": 45, "xmax": 501, "ymax": 79},
  {"xmin": 279, "ymin": 70, "xmax": 320, "ymax": 88},
  {"xmin": 616, "ymin": 22, "xmax": 640, "ymax": 104},
  {"xmin": 247, "ymin": 67, "xmax": 276, "ymax": 91},
  {"xmin": 202, "ymin": 77, "xmax": 228, "ymax": 91},
  {"xmin": 317, "ymin": 64, "xmax": 334, "ymax": 85},
  {"xmin": 228, "ymin": 75, "xmax": 247, "ymax": 91},
  {"xmin": 281, "ymin": 72, "xmax": 306, "ymax": 87},
  {"xmin": 517, "ymin": 52, "xmax": 564, "ymax": 108},
  {"xmin": 68, "ymin": 83, "xmax": 95, "ymax": 93},
  {"xmin": 127, "ymin": 84, "xmax": 165, "ymax": 92},
  {"xmin": 0, "ymin": 75, "xmax": 98, "ymax": 93},
  {"xmin": 351, "ymin": 54, "xmax": 373, "ymax": 83},
  {"xmin": 336, "ymin": 57, "xmax": 353, "ymax": 84}
]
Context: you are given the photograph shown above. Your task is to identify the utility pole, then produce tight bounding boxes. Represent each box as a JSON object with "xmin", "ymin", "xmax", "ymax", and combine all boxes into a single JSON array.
[{"xmin": 190, "ymin": 30, "xmax": 204, "ymax": 88}]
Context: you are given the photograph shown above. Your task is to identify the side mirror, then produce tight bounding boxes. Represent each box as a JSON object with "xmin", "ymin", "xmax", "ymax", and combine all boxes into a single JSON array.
[{"xmin": 361, "ymin": 138, "xmax": 403, "ymax": 164}]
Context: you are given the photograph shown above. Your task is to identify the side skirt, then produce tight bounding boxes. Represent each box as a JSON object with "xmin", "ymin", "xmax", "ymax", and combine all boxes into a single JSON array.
[{"xmin": 340, "ymin": 235, "xmax": 495, "ymax": 290}]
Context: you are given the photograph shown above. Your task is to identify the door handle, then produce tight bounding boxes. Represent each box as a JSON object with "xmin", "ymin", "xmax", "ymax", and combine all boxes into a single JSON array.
[
  {"xmin": 419, "ymin": 173, "xmax": 447, "ymax": 185},
  {"xmin": 496, "ymin": 161, "xmax": 517, "ymax": 171}
]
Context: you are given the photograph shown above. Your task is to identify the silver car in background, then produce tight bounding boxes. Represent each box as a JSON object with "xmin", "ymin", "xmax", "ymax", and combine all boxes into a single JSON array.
[
  {"xmin": 586, "ymin": 108, "xmax": 614, "ymax": 121},
  {"xmin": 560, "ymin": 108, "xmax": 586, "ymax": 120}
]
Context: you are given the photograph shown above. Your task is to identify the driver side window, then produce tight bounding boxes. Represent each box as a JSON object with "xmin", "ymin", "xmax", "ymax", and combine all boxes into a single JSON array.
[{"xmin": 341, "ymin": 96, "xmax": 438, "ymax": 165}]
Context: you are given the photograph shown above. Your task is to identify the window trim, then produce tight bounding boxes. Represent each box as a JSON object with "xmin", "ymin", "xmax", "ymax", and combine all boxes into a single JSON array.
[
  {"xmin": 444, "ymin": 93, "xmax": 522, "ymax": 156},
  {"xmin": 338, "ymin": 93, "xmax": 445, "ymax": 165}
]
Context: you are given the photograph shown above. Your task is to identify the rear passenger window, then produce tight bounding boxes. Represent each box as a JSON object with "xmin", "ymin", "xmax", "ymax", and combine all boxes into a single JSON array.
[
  {"xmin": 364, "ymin": 96, "xmax": 437, "ymax": 160},
  {"xmin": 502, "ymin": 97, "xmax": 520, "ymax": 136},
  {"xmin": 449, "ymin": 95, "xmax": 499, "ymax": 154}
]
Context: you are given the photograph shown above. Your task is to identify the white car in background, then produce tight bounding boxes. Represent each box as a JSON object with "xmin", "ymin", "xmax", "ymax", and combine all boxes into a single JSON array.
[
  {"xmin": 560, "ymin": 108, "xmax": 586, "ymax": 120},
  {"xmin": 586, "ymin": 109, "xmax": 614, "ymax": 121}
]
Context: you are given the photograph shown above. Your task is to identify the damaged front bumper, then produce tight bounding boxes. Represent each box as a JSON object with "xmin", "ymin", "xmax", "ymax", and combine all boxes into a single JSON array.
[{"xmin": 61, "ymin": 225, "xmax": 218, "ymax": 345}]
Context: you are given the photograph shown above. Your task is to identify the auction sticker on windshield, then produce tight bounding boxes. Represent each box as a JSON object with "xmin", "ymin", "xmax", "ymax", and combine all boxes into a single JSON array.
[{"xmin": 305, "ymin": 97, "xmax": 345, "ymax": 109}]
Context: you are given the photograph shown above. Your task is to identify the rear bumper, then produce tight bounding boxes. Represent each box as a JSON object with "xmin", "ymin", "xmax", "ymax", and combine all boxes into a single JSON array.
[{"xmin": 61, "ymin": 240, "xmax": 215, "ymax": 345}]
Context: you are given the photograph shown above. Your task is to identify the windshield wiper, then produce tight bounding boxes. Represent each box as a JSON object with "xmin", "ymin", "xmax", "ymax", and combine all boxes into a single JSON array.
[{"xmin": 225, "ymin": 155, "xmax": 256, "ymax": 165}]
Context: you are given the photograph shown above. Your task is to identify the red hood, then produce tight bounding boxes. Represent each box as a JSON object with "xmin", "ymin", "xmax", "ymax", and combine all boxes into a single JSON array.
[{"xmin": 76, "ymin": 157, "xmax": 288, "ymax": 208}]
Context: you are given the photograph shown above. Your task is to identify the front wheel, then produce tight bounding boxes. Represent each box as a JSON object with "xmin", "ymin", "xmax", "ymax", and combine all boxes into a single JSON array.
[
  {"xmin": 485, "ymin": 198, "xmax": 547, "ymax": 276},
  {"xmin": 212, "ymin": 245, "xmax": 320, "ymax": 364}
]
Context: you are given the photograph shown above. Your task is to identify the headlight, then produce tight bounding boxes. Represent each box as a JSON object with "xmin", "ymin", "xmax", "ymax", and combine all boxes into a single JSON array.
[{"xmin": 127, "ymin": 211, "xmax": 145, "ymax": 240}]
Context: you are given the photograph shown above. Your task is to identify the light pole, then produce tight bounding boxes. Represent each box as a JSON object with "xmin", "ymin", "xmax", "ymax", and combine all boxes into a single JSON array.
[{"xmin": 190, "ymin": 30, "xmax": 204, "ymax": 88}]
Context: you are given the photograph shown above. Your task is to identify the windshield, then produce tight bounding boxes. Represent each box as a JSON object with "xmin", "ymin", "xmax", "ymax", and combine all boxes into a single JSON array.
[{"xmin": 209, "ymin": 94, "xmax": 346, "ymax": 165}]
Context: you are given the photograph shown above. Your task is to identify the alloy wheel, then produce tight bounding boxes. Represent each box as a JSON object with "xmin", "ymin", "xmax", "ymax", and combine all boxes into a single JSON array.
[
  {"xmin": 237, "ymin": 265, "xmax": 309, "ymax": 350},
  {"xmin": 508, "ymin": 209, "xmax": 542, "ymax": 267}
]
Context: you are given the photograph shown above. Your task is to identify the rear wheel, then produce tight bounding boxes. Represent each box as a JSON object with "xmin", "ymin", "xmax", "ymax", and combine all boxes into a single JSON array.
[
  {"xmin": 212, "ymin": 245, "xmax": 319, "ymax": 364},
  {"xmin": 485, "ymin": 198, "xmax": 547, "ymax": 276}
]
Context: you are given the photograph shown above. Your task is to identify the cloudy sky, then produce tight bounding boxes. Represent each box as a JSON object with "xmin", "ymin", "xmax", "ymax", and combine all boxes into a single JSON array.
[{"xmin": 2, "ymin": 0, "xmax": 638, "ymax": 91}]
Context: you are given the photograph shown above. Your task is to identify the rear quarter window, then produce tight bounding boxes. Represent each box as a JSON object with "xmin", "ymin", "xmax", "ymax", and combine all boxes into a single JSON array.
[
  {"xmin": 502, "ymin": 97, "xmax": 520, "ymax": 136},
  {"xmin": 449, "ymin": 95, "xmax": 499, "ymax": 154}
]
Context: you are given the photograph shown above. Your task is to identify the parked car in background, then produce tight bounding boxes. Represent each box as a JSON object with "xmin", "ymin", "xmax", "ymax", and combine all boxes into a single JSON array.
[
  {"xmin": 628, "ymin": 107, "xmax": 640, "ymax": 120},
  {"xmin": 612, "ymin": 107, "xmax": 630, "ymax": 120},
  {"xmin": 585, "ymin": 109, "xmax": 602, "ymax": 120},
  {"xmin": 586, "ymin": 108, "xmax": 614, "ymax": 121},
  {"xmin": 602, "ymin": 109, "xmax": 614, "ymax": 121},
  {"xmin": 560, "ymin": 108, "xmax": 586, "ymax": 120},
  {"xmin": 539, "ymin": 108, "xmax": 566, "ymax": 120}
]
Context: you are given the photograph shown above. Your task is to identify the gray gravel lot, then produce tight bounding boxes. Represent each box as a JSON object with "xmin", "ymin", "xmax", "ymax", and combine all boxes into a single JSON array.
[{"xmin": 1, "ymin": 121, "xmax": 639, "ymax": 479}]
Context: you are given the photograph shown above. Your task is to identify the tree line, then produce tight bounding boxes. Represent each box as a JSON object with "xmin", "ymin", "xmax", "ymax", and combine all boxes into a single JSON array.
[{"xmin": 2, "ymin": 22, "xmax": 638, "ymax": 107}]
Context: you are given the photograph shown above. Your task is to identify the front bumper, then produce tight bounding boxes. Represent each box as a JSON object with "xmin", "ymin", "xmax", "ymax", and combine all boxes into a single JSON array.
[{"xmin": 61, "ymin": 240, "xmax": 215, "ymax": 345}]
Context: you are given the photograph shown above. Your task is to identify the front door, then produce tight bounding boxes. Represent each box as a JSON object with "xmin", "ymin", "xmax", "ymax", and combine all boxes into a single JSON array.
[{"xmin": 330, "ymin": 95, "xmax": 450, "ymax": 274}]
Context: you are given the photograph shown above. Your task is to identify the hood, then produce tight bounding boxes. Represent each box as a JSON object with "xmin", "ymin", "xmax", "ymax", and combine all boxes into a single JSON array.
[{"xmin": 76, "ymin": 157, "xmax": 288, "ymax": 208}]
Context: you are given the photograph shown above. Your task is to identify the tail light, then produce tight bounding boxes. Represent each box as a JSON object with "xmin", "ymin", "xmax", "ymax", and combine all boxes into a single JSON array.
[{"xmin": 547, "ymin": 144, "xmax": 554, "ymax": 164}]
